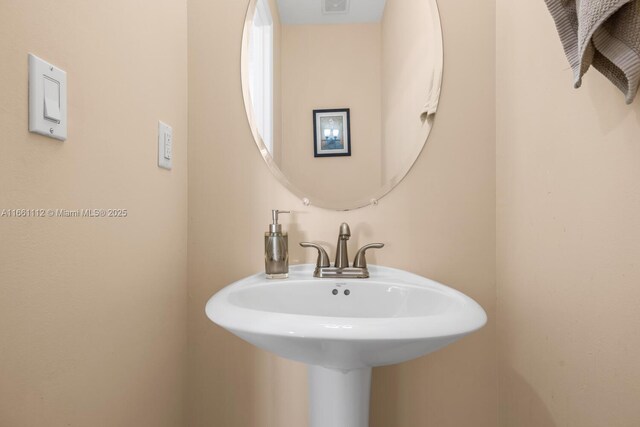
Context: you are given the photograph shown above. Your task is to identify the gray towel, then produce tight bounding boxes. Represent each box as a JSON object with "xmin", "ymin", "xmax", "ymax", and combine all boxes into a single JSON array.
[{"xmin": 545, "ymin": 0, "xmax": 640, "ymax": 103}]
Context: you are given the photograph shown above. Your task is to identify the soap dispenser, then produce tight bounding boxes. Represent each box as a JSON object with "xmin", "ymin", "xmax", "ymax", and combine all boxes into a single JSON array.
[{"xmin": 265, "ymin": 209, "xmax": 290, "ymax": 279}]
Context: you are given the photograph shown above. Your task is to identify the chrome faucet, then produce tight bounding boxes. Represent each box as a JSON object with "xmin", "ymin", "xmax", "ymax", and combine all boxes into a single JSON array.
[
  {"xmin": 300, "ymin": 222, "xmax": 384, "ymax": 278},
  {"xmin": 334, "ymin": 222, "xmax": 351, "ymax": 269}
]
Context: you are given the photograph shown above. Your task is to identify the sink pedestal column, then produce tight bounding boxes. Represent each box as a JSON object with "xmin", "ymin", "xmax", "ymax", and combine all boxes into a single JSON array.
[{"xmin": 308, "ymin": 366, "xmax": 372, "ymax": 427}]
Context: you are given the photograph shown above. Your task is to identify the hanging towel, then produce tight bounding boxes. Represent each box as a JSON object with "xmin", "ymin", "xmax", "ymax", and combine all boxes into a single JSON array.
[
  {"xmin": 544, "ymin": 0, "xmax": 640, "ymax": 104},
  {"xmin": 420, "ymin": 0, "xmax": 444, "ymax": 121},
  {"xmin": 420, "ymin": 67, "xmax": 442, "ymax": 120}
]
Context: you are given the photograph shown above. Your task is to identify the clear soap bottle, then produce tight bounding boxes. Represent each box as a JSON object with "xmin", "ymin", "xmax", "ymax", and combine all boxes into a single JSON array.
[{"xmin": 265, "ymin": 210, "xmax": 290, "ymax": 279}]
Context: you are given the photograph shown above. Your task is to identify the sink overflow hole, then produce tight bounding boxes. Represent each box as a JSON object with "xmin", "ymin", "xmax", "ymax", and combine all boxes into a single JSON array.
[
  {"xmin": 332, "ymin": 289, "xmax": 338, "ymax": 295},
  {"xmin": 344, "ymin": 290, "xmax": 350, "ymax": 296}
]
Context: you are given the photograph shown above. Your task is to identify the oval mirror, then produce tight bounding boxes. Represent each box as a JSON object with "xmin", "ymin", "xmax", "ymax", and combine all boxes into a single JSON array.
[{"xmin": 242, "ymin": 0, "xmax": 443, "ymax": 210}]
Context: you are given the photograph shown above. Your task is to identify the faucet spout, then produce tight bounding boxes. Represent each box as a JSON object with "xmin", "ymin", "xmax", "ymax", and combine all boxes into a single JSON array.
[{"xmin": 334, "ymin": 222, "xmax": 351, "ymax": 268}]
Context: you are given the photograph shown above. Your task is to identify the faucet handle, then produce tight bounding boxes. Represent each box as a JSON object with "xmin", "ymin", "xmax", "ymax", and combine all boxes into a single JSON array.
[
  {"xmin": 299, "ymin": 242, "xmax": 331, "ymax": 268},
  {"xmin": 353, "ymin": 243, "xmax": 384, "ymax": 269}
]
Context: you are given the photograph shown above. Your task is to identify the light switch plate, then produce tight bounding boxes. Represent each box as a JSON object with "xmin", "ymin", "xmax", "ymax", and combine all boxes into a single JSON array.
[
  {"xmin": 28, "ymin": 53, "xmax": 67, "ymax": 141},
  {"xmin": 158, "ymin": 121, "xmax": 173, "ymax": 170}
]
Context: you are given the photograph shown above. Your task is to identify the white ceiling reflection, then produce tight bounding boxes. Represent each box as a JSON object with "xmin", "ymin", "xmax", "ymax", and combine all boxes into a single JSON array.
[{"xmin": 277, "ymin": 0, "xmax": 387, "ymax": 25}]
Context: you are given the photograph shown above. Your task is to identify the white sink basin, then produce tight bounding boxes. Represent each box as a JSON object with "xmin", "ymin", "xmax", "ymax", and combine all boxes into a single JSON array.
[
  {"xmin": 206, "ymin": 264, "xmax": 486, "ymax": 427},
  {"xmin": 207, "ymin": 264, "xmax": 485, "ymax": 369}
]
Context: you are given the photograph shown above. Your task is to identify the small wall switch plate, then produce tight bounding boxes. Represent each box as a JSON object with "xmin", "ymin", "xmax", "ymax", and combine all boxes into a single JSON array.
[
  {"xmin": 28, "ymin": 53, "xmax": 67, "ymax": 141},
  {"xmin": 158, "ymin": 121, "xmax": 173, "ymax": 170}
]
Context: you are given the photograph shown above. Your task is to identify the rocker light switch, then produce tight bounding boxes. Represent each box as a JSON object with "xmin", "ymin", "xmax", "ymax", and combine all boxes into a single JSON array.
[
  {"xmin": 43, "ymin": 76, "xmax": 61, "ymax": 123},
  {"xmin": 158, "ymin": 121, "xmax": 173, "ymax": 170},
  {"xmin": 28, "ymin": 53, "xmax": 67, "ymax": 141},
  {"xmin": 164, "ymin": 131, "xmax": 172, "ymax": 160}
]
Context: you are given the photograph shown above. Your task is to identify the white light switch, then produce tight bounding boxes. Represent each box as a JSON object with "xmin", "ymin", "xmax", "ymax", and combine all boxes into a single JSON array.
[
  {"xmin": 164, "ymin": 132, "xmax": 172, "ymax": 160},
  {"xmin": 158, "ymin": 121, "xmax": 173, "ymax": 170},
  {"xmin": 43, "ymin": 76, "xmax": 61, "ymax": 123},
  {"xmin": 28, "ymin": 54, "xmax": 67, "ymax": 140}
]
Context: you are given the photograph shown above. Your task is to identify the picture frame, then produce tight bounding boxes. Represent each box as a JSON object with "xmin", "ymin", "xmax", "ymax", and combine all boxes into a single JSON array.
[{"xmin": 312, "ymin": 108, "xmax": 351, "ymax": 157}]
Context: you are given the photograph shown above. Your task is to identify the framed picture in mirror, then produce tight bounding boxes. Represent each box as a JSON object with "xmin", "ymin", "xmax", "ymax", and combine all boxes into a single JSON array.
[{"xmin": 313, "ymin": 108, "xmax": 351, "ymax": 157}]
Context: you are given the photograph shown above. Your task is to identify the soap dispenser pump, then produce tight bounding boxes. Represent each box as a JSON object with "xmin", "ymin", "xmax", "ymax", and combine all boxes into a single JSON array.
[{"xmin": 265, "ymin": 209, "xmax": 290, "ymax": 279}]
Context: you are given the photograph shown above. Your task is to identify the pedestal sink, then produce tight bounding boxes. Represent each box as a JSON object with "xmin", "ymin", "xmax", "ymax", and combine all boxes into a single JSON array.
[{"xmin": 206, "ymin": 264, "xmax": 486, "ymax": 427}]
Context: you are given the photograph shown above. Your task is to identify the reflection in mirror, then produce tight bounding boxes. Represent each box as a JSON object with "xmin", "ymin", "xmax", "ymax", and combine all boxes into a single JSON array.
[
  {"xmin": 242, "ymin": 0, "xmax": 443, "ymax": 210},
  {"xmin": 249, "ymin": 0, "xmax": 274, "ymax": 152}
]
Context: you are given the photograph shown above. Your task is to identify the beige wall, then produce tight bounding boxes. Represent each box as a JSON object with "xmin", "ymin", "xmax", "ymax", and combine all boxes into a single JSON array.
[
  {"xmin": 279, "ymin": 23, "xmax": 382, "ymax": 206},
  {"xmin": 188, "ymin": 0, "xmax": 496, "ymax": 426},
  {"xmin": 497, "ymin": 1, "xmax": 640, "ymax": 426},
  {"xmin": 0, "ymin": 1, "xmax": 188, "ymax": 426},
  {"xmin": 381, "ymin": 0, "xmax": 434, "ymax": 185}
]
